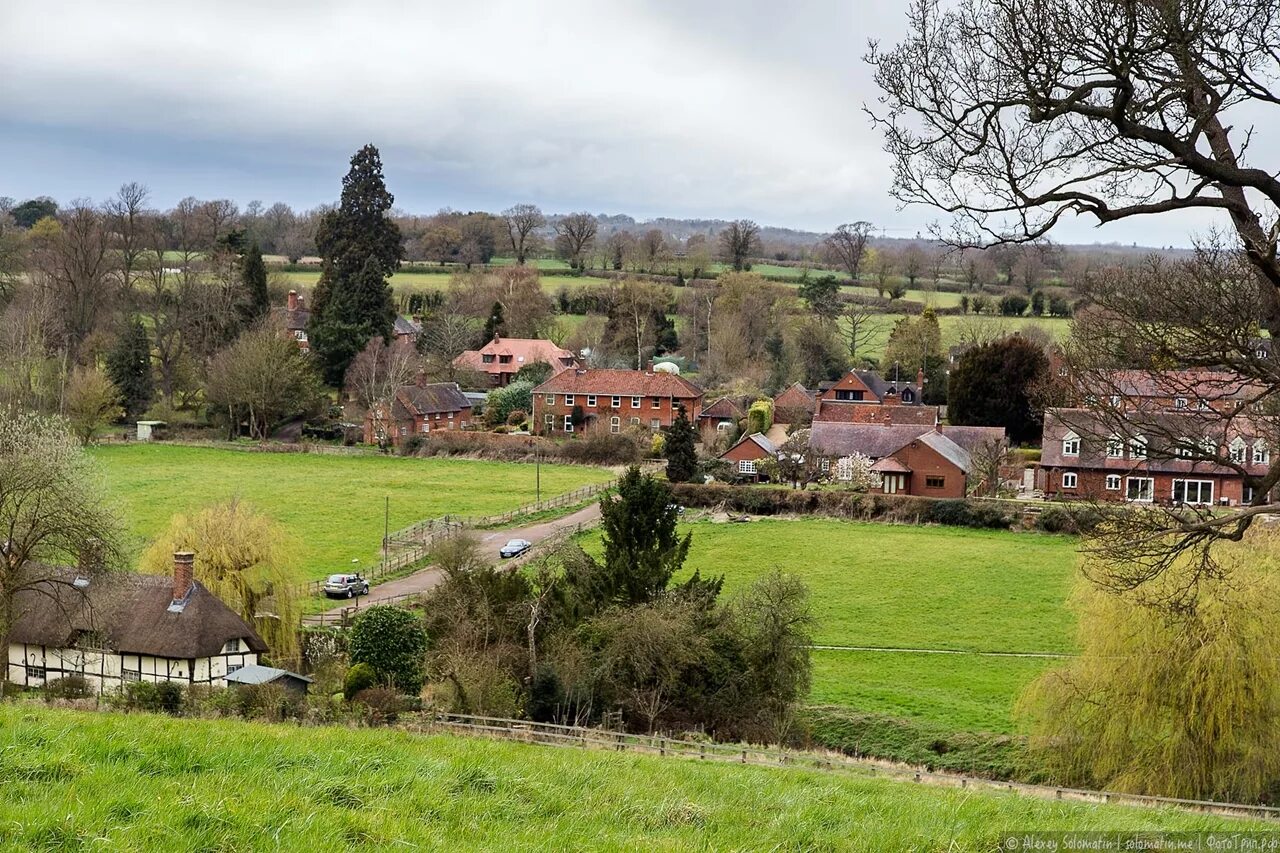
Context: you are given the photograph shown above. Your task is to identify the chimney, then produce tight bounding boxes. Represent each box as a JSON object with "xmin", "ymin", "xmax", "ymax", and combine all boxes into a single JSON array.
[
  {"xmin": 287, "ymin": 290, "xmax": 299, "ymax": 311},
  {"xmin": 917, "ymin": 367, "xmax": 926, "ymax": 389},
  {"xmin": 173, "ymin": 551, "xmax": 195, "ymax": 602}
]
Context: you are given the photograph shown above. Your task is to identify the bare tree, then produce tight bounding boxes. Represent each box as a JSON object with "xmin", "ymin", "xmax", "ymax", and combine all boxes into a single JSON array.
[
  {"xmin": 103, "ymin": 182, "xmax": 150, "ymax": 298},
  {"xmin": 344, "ymin": 338, "xmax": 421, "ymax": 446},
  {"xmin": 615, "ymin": 280, "xmax": 670, "ymax": 370},
  {"xmin": 29, "ymin": 202, "xmax": 116, "ymax": 363},
  {"xmin": 422, "ymin": 311, "xmax": 480, "ymax": 381},
  {"xmin": 823, "ymin": 222, "xmax": 874, "ymax": 283},
  {"xmin": 503, "ymin": 204, "xmax": 545, "ymax": 265},
  {"xmin": 845, "ymin": 303, "xmax": 885, "ymax": 363},
  {"xmin": 554, "ymin": 213, "xmax": 597, "ymax": 270},
  {"xmin": 719, "ymin": 219, "xmax": 760, "ymax": 272},
  {"xmin": 201, "ymin": 199, "xmax": 239, "ymax": 246}
]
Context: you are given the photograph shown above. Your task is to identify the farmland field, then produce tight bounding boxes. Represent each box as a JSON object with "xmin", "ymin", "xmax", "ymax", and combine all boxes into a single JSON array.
[
  {"xmin": 843, "ymin": 313, "xmax": 1072, "ymax": 363},
  {"xmin": 582, "ymin": 518, "xmax": 1078, "ymax": 733},
  {"xmin": 0, "ymin": 706, "xmax": 1241, "ymax": 850},
  {"xmin": 90, "ymin": 445, "xmax": 613, "ymax": 578}
]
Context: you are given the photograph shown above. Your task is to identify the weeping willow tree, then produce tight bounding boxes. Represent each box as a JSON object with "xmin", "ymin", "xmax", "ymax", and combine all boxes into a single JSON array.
[
  {"xmin": 141, "ymin": 499, "xmax": 301, "ymax": 666},
  {"xmin": 1017, "ymin": 524, "xmax": 1280, "ymax": 803}
]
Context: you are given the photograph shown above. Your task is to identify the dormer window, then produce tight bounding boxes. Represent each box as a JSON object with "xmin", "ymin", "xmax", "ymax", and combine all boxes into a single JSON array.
[
  {"xmin": 1258, "ymin": 348, "xmax": 1269, "ymax": 359},
  {"xmin": 482, "ymin": 354, "xmax": 495, "ymax": 364},
  {"xmin": 1198, "ymin": 399, "xmax": 1211, "ymax": 411},
  {"xmin": 1176, "ymin": 438, "xmax": 1194, "ymax": 459},
  {"xmin": 1255, "ymin": 441, "xmax": 1270, "ymax": 465},
  {"xmin": 1230, "ymin": 438, "xmax": 1247, "ymax": 464},
  {"xmin": 1106, "ymin": 436, "xmax": 1124, "ymax": 458},
  {"xmin": 223, "ymin": 638, "xmax": 242, "ymax": 654},
  {"xmin": 1062, "ymin": 433, "xmax": 1080, "ymax": 457},
  {"xmin": 1130, "ymin": 435, "xmax": 1148, "ymax": 460},
  {"xmin": 902, "ymin": 390, "xmax": 914, "ymax": 403},
  {"xmin": 1174, "ymin": 397, "xmax": 1188, "ymax": 410}
]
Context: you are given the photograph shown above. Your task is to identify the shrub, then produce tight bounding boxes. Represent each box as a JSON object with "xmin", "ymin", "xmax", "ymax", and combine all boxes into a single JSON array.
[
  {"xmin": 353, "ymin": 687, "xmax": 402, "ymax": 725},
  {"xmin": 349, "ymin": 607, "xmax": 428, "ymax": 693},
  {"xmin": 43, "ymin": 675, "xmax": 92, "ymax": 702},
  {"xmin": 1035, "ymin": 504, "xmax": 1102, "ymax": 534},
  {"xmin": 999, "ymin": 294, "xmax": 1029, "ymax": 316},
  {"xmin": 559, "ymin": 430, "xmax": 642, "ymax": 465},
  {"xmin": 124, "ymin": 681, "xmax": 185, "ymax": 715},
  {"xmin": 343, "ymin": 662, "xmax": 378, "ymax": 700}
]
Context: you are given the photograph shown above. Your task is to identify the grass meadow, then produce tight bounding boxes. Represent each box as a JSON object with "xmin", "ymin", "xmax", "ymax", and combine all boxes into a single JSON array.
[
  {"xmin": 89, "ymin": 445, "xmax": 613, "ymax": 579},
  {"xmin": 581, "ymin": 518, "xmax": 1078, "ymax": 733},
  {"xmin": 0, "ymin": 706, "xmax": 1243, "ymax": 850}
]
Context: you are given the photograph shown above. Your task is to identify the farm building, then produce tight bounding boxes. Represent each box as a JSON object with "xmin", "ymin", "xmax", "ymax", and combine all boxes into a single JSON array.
[{"xmin": 7, "ymin": 551, "xmax": 266, "ymax": 694}]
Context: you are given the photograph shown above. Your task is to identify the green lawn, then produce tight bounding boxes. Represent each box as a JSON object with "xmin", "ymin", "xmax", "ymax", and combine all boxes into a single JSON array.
[
  {"xmin": 90, "ymin": 445, "xmax": 613, "ymax": 578},
  {"xmin": 0, "ymin": 706, "xmax": 1242, "ymax": 850},
  {"xmin": 582, "ymin": 518, "xmax": 1078, "ymax": 733}
]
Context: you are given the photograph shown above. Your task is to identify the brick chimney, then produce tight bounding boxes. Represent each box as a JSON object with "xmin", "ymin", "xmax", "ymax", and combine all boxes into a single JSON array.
[
  {"xmin": 287, "ymin": 290, "xmax": 299, "ymax": 311},
  {"xmin": 916, "ymin": 367, "xmax": 926, "ymax": 390},
  {"xmin": 173, "ymin": 551, "xmax": 195, "ymax": 601}
]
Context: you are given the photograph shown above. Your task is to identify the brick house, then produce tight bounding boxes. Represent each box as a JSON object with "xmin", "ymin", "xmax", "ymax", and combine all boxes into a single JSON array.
[
  {"xmin": 772, "ymin": 383, "xmax": 816, "ymax": 424},
  {"xmin": 531, "ymin": 369, "xmax": 703, "ymax": 435},
  {"xmin": 1039, "ymin": 408, "xmax": 1274, "ymax": 506},
  {"xmin": 719, "ymin": 432, "xmax": 777, "ymax": 481},
  {"xmin": 393, "ymin": 315, "xmax": 422, "ymax": 346},
  {"xmin": 7, "ymin": 551, "xmax": 267, "ymax": 694},
  {"xmin": 277, "ymin": 290, "xmax": 311, "ymax": 350},
  {"xmin": 867, "ymin": 431, "xmax": 973, "ymax": 498},
  {"xmin": 814, "ymin": 369, "xmax": 935, "ymax": 425},
  {"xmin": 364, "ymin": 380, "xmax": 472, "ymax": 446},
  {"xmin": 454, "ymin": 336, "xmax": 580, "ymax": 387},
  {"xmin": 809, "ymin": 421, "xmax": 1007, "ymax": 497}
]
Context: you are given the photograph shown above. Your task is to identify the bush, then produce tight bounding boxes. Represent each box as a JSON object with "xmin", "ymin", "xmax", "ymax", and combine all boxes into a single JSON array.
[
  {"xmin": 43, "ymin": 675, "xmax": 92, "ymax": 701},
  {"xmin": 353, "ymin": 687, "xmax": 402, "ymax": 724},
  {"xmin": 349, "ymin": 607, "xmax": 429, "ymax": 693},
  {"xmin": 999, "ymin": 294, "xmax": 1029, "ymax": 316},
  {"xmin": 124, "ymin": 680, "xmax": 185, "ymax": 715},
  {"xmin": 1035, "ymin": 504, "xmax": 1102, "ymax": 534},
  {"xmin": 343, "ymin": 662, "xmax": 378, "ymax": 700},
  {"xmin": 559, "ymin": 430, "xmax": 643, "ymax": 465}
]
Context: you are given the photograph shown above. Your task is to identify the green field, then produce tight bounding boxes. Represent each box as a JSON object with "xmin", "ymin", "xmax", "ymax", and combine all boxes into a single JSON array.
[
  {"xmin": 0, "ymin": 706, "xmax": 1240, "ymax": 850},
  {"xmin": 844, "ymin": 313, "xmax": 1072, "ymax": 363},
  {"xmin": 583, "ymin": 518, "xmax": 1078, "ymax": 733},
  {"xmin": 90, "ymin": 445, "xmax": 613, "ymax": 578}
]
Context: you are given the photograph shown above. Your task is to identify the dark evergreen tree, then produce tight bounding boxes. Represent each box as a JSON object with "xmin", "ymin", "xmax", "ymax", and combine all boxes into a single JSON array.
[
  {"xmin": 483, "ymin": 300, "xmax": 505, "ymax": 341},
  {"xmin": 664, "ymin": 404, "xmax": 698, "ymax": 483},
  {"xmin": 239, "ymin": 241, "xmax": 271, "ymax": 324},
  {"xmin": 948, "ymin": 336, "xmax": 1049, "ymax": 444},
  {"xmin": 106, "ymin": 318, "xmax": 154, "ymax": 418},
  {"xmin": 308, "ymin": 144, "xmax": 403, "ymax": 385},
  {"xmin": 598, "ymin": 467, "xmax": 693, "ymax": 606},
  {"xmin": 652, "ymin": 309, "xmax": 678, "ymax": 355}
]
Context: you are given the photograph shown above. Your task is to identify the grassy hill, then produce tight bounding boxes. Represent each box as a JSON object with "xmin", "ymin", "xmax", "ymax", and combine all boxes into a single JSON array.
[
  {"xmin": 0, "ymin": 706, "xmax": 1245, "ymax": 850},
  {"xmin": 90, "ymin": 445, "xmax": 613, "ymax": 578}
]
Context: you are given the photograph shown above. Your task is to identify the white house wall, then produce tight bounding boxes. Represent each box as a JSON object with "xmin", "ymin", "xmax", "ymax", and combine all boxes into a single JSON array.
[{"xmin": 6, "ymin": 643, "xmax": 257, "ymax": 693}]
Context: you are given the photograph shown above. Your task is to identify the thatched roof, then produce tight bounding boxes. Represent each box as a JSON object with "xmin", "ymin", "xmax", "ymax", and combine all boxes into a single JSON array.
[{"xmin": 9, "ymin": 567, "xmax": 267, "ymax": 658}]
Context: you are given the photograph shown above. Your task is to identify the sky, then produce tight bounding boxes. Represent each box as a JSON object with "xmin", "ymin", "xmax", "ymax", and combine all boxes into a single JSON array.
[{"xmin": 0, "ymin": 0, "xmax": 1229, "ymax": 245}]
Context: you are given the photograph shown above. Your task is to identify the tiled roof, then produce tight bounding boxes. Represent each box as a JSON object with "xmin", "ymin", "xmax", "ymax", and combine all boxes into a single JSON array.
[
  {"xmin": 393, "ymin": 315, "xmax": 421, "ymax": 336},
  {"xmin": 454, "ymin": 338, "xmax": 578, "ymax": 374},
  {"xmin": 396, "ymin": 382, "xmax": 472, "ymax": 416},
  {"xmin": 809, "ymin": 422, "xmax": 1005, "ymax": 459},
  {"xmin": 700, "ymin": 397, "xmax": 744, "ymax": 420},
  {"xmin": 534, "ymin": 369, "xmax": 702, "ymax": 399}
]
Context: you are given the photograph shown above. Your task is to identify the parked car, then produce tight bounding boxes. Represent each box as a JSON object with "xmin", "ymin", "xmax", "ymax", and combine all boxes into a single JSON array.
[
  {"xmin": 499, "ymin": 539, "xmax": 532, "ymax": 559},
  {"xmin": 324, "ymin": 573, "xmax": 370, "ymax": 599}
]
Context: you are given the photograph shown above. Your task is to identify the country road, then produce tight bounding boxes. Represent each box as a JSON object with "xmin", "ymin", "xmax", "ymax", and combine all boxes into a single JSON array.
[{"xmin": 304, "ymin": 502, "xmax": 602, "ymax": 624}]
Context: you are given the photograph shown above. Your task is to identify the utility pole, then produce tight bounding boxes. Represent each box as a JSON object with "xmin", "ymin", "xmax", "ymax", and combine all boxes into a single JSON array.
[
  {"xmin": 536, "ymin": 452, "xmax": 541, "ymax": 503},
  {"xmin": 383, "ymin": 496, "xmax": 389, "ymax": 572}
]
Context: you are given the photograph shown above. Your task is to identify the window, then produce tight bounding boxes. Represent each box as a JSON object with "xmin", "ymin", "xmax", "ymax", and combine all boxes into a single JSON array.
[
  {"xmin": 586, "ymin": 395, "xmax": 597, "ymax": 407},
  {"xmin": 1129, "ymin": 435, "xmax": 1147, "ymax": 459},
  {"xmin": 447, "ymin": 412, "xmax": 454, "ymax": 420},
  {"xmin": 545, "ymin": 394, "xmax": 555, "ymax": 405},
  {"xmin": 1109, "ymin": 394, "xmax": 1122, "ymax": 408},
  {"xmin": 1244, "ymin": 484, "xmax": 1257, "ymax": 504},
  {"xmin": 25, "ymin": 665, "xmax": 45, "ymax": 681},
  {"xmin": 399, "ymin": 426, "xmax": 408, "ymax": 437},
  {"xmin": 1255, "ymin": 441, "xmax": 1270, "ymax": 465},
  {"xmin": 631, "ymin": 396, "xmax": 642, "ymax": 408},
  {"xmin": 1230, "ymin": 439, "xmax": 1247, "ymax": 463},
  {"xmin": 1084, "ymin": 394, "xmax": 1097, "ymax": 407},
  {"xmin": 1198, "ymin": 398, "xmax": 1211, "ymax": 411},
  {"xmin": 1106, "ymin": 436, "xmax": 1124, "ymax": 458},
  {"xmin": 902, "ymin": 390, "xmax": 915, "ymax": 403},
  {"xmin": 1258, "ymin": 348, "xmax": 1270, "ymax": 359},
  {"xmin": 650, "ymin": 419, "xmax": 661, "ymax": 430},
  {"xmin": 482, "ymin": 354, "xmax": 495, "ymax": 364},
  {"xmin": 1062, "ymin": 472, "xmax": 1078, "ymax": 489},
  {"xmin": 738, "ymin": 459, "xmax": 757, "ymax": 475},
  {"xmin": 1062, "ymin": 433, "xmax": 1080, "ymax": 456},
  {"xmin": 1126, "ymin": 477, "xmax": 1154, "ymax": 503},
  {"xmin": 1105, "ymin": 475, "xmax": 1121, "ymax": 491},
  {"xmin": 1175, "ymin": 397, "xmax": 1188, "ymax": 410},
  {"xmin": 223, "ymin": 638, "xmax": 242, "ymax": 653},
  {"xmin": 563, "ymin": 415, "xmax": 574, "ymax": 433},
  {"xmin": 1173, "ymin": 479, "xmax": 1215, "ymax": 505},
  {"xmin": 925, "ymin": 476, "xmax": 946, "ymax": 489},
  {"xmin": 611, "ymin": 396, "xmax": 621, "ymax": 408},
  {"xmin": 651, "ymin": 396, "xmax": 661, "ymax": 409},
  {"xmin": 544, "ymin": 414, "xmax": 553, "ymax": 426},
  {"xmin": 835, "ymin": 389, "xmax": 864, "ymax": 402},
  {"xmin": 227, "ymin": 664, "xmax": 243, "ymax": 675},
  {"xmin": 1176, "ymin": 439, "xmax": 1194, "ymax": 459},
  {"xmin": 122, "ymin": 668, "xmax": 141, "ymax": 682},
  {"xmin": 420, "ymin": 423, "xmax": 429, "ymax": 434},
  {"xmin": 498, "ymin": 355, "xmax": 512, "ymax": 364},
  {"xmin": 629, "ymin": 417, "xmax": 641, "ymax": 426},
  {"xmin": 564, "ymin": 394, "xmax": 575, "ymax": 406},
  {"xmin": 1057, "ymin": 366, "xmax": 1068, "ymax": 377},
  {"xmin": 610, "ymin": 417, "xmax": 620, "ymax": 434},
  {"xmin": 716, "ymin": 421, "xmax": 731, "ymax": 432}
]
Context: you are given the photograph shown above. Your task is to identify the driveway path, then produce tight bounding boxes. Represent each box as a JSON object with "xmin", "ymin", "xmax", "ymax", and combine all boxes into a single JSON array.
[{"xmin": 305, "ymin": 503, "xmax": 601, "ymax": 623}]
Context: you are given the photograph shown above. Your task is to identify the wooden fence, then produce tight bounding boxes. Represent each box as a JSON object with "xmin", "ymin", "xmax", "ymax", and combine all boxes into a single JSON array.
[
  {"xmin": 299, "ymin": 519, "xmax": 465, "ymax": 597},
  {"xmin": 409, "ymin": 712, "xmax": 1280, "ymax": 823}
]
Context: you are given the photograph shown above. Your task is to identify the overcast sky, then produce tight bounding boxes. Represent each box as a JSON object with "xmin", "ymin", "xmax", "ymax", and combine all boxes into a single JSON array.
[{"xmin": 0, "ymin": 1, "xmax": 1222, "ymax": 245}]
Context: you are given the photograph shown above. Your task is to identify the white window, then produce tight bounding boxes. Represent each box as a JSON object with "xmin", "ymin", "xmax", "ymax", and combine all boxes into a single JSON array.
[
  {"xmin": 1200, "ymin": 437, "xmax": 1216, "ymax": 456},
  {"xmin": 1062, "ymin": 472, "xmax": 1078, "ymax": 489},
  {"xmin": 1174, "ymin": 397, "xmax": 1188, "ymax": 410},
  {"xmin": 1109, "ymin": 395, "xmax": 1122, "ymax": 408},
  {"xmin": 399, "ymin": 426, "xmax": 408, "ymax": 437},
  {"xmin": 1126, "ymin": 477, "xmax": 1154, "ymax": 503},
  {"xmin": 224, "ymin": 638, "xmax": 242, "ymax": 653},
  {"xmin": 1062, "ymin": 433, "xmax": 1080, "ymax": 457},
  {"xmin": 420, "ymin": 423, "xmax": 429, "ymax": 434},
  {"xmin": 650, "ymin": 418, "xmax": 661, "ymax": 430},
  {"xmin": 564, "ymin": 394, "xmax": 575, "ymax": 406},
  {"xmin": 611, "ymin": 396, "xmax": 621, "ymax": 408},
  {"xmin": 1173, "ymin": 479, "xmax": 1214, "ymax": 505},
  {"xmin": 1176, "ymin": 439, "xmax": 1194, "ymax": 459},
  {"xmin": 1106, "ymin": 436, "xmax": 1124, "ymax": 458},
  {"xmin": 651, "ymin": 396, "xmax": 661, "ymax": 409},
  {"xmin": 1105, "ymin": 475, "xmax": 1121, "ymax": 491},
  {"xmin": 544, "ymin": 414, "xmax": 554, "ymax": 426},
  {"xmin": 545, "ymin": 394, "xmax": 555, "ymax": 405},
  {"xmin": 587, "ymin": 395, "xmax": 597, "ymax": 407},
  {"xmin": 25, "ymin": 665, "xmax": 45, "ymax": 681},
  {"xmin": 738, "ymin": 459, "xmax": 757, "ymax": 475},
  {"xmin": 630, "ymin": 417, "xmax": 641, "ymax": 426},
  {"xmin": 610, "ymin": 416, "xmax": 620, "ymax": 434},
  {"xmin": 1129, "ymin": 435, "xmax": 1147, "ymax": 459},
  {"xmin": 1258, "ymin": 348, "xmax": 1270, "ymax": 359},
  {"xmin": 1198, "ymin": 399, "xmax": 1211, "ymax": 411},
  {"xmin": 1255, "ymin": 441, "xmax": 1270, "ymax": 465},
  {"xmin": 631, "ymin": 396, "xmax": 642, "ymax": 408},
  {"xmin": 1057, "ymin": 366, "xmax": 1068, "ymax": 377},
  {"xmin": 1230, "ymin": 439, "xmax": 1247, "ymax": 463},
  {"xmin": 563, "ymin": 415, "xmax": 574, "ymax": 433},
  {"xmin": 227, "ymin": 664, "xmax": 243, "ymax": 675}
]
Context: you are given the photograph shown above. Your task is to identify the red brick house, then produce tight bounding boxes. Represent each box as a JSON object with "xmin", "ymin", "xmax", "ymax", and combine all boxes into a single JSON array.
[
  {"xmin": 814, "ymin": 369, "xmax": 935, "ymax": 425},
  {"xmin": 277, "ymin": 290, "xmax": 311, "ymax": 350},
  {"xmin": 454, "ymin": 337, "xmax": 580, "ymax": 387},
  {"xmin": 364, "ymin": 380, "xmax": 473, "ymax": 446},
  {"xmin": 772, "ymin": 383, "xmax": 816, "ymax": 424},
  {"xmin": 698, "ymin": 397, "xmax": 745, "ymax": 437},
  {"xmin": 719, "ymin": 432, "xmax": 777, "ymax": 481},
  {"xmin": 532, "ymin": 369, "xmax": 703, "ymax": 435},
  {"xmin": 1039, "ymin": 408, "xmax": 1274, "ymax": 506}
]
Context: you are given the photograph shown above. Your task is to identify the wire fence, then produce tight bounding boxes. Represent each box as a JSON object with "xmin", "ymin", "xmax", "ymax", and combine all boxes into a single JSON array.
[{"xmin": 408, "ymin": 712, "xmax": 1280, "ymax": 823}]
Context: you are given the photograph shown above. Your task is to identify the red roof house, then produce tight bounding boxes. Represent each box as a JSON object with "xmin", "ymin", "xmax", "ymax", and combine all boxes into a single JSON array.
[
  {"xmin": 532, "ymin": 369, "xmax": 703, "ymax": 435},
  {"xmin": 453, "ymin": 336, "xmax": 580, "ymax": 387},
  {"xmin": 364, "ymin": 380, "xmax": 473, "ymax": 446}
]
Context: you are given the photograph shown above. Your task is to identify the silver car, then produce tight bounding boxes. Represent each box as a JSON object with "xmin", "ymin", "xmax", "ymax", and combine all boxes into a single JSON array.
[{"xmin": 324, "ymin": 573, "xmax": 370, "ymax": 599}]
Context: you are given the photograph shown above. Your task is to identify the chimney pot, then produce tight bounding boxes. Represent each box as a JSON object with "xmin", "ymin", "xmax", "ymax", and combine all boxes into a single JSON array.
[
  {"xmin": 287, "ymin": 290, "xmax": 299, "ymax": 311},
  {"xmin": 173, "ymin": 551, "xmax": 195, "ymax": 602}
]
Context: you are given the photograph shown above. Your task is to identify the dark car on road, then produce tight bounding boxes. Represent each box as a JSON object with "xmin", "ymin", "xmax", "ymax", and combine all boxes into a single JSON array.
[
  {"xmin": 324, "ymin": 573, "xmax": 370, "ymax": 599},
  {"xmin": 499, "ymin": 539, "xmax": 532, "ymax": 559}
]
